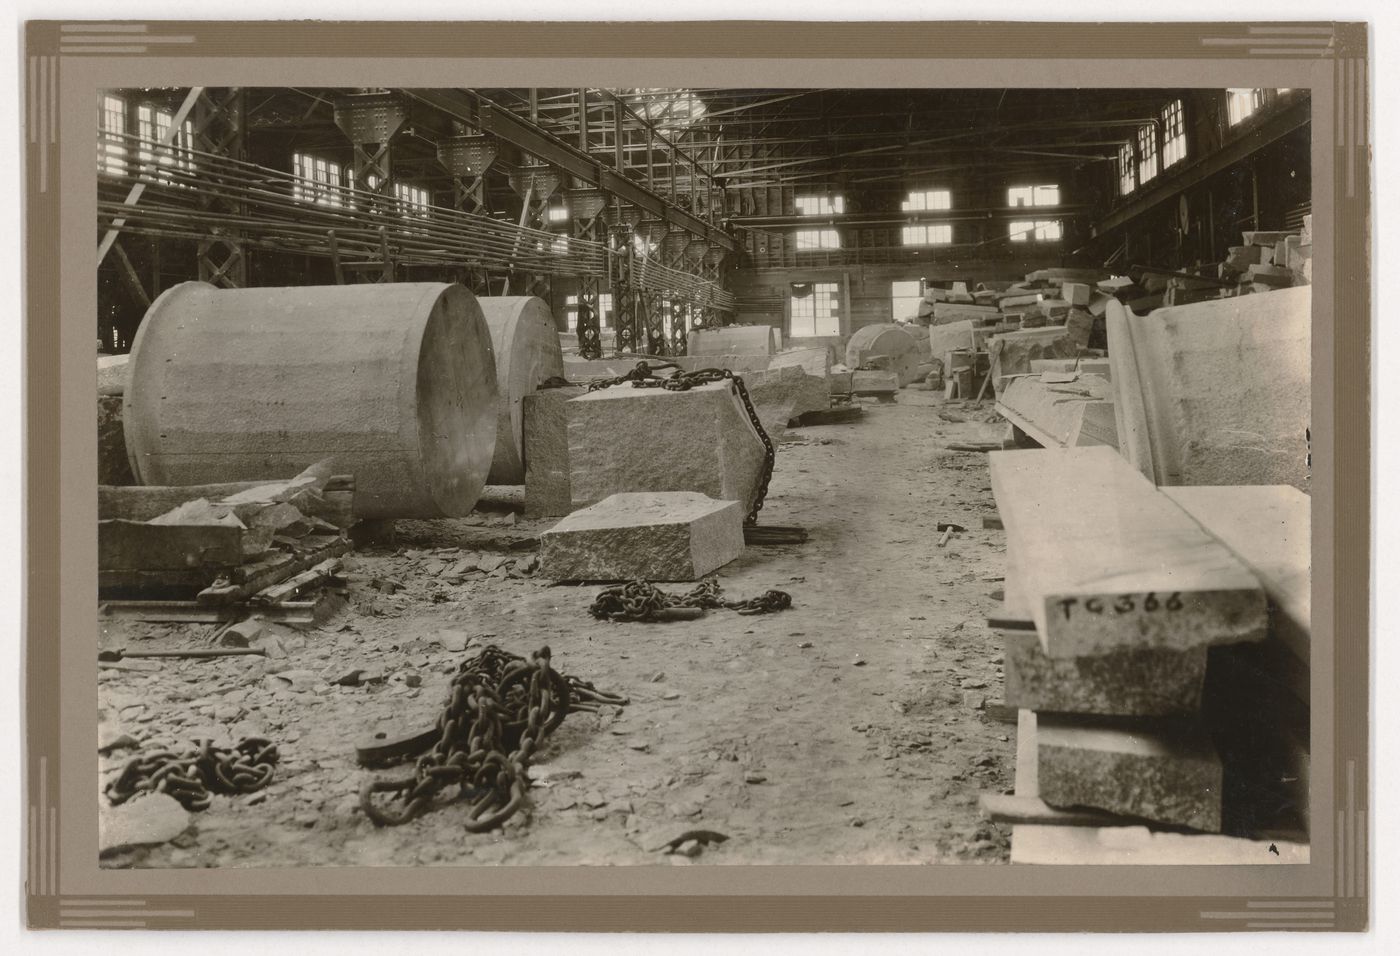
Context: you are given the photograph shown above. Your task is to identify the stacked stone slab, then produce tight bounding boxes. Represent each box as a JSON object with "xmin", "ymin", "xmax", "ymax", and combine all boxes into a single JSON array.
[
  {"xmin": 565, "ymin": 381, "xmax": 767, "ymax": 516},
  {"xmin": 990, "ymin": 446, "xmax": 1274, "ymax": 837},
  {"xmin": 539, "ymin": 492, "xmax": 743, "ymax": 582}
]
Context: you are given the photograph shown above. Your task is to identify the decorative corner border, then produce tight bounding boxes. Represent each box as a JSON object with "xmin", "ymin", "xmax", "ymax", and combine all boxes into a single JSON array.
[
  {"xmin": 59, "ymin": 22, "xmax": 197, "ymax": 56},
  {"xmin": 1201, "ymin": 24, "xmax": 1338, "ymax": 58},
  {"xmin": 26, "ymin": 54, "xmax": 57, "ymax": 193}
]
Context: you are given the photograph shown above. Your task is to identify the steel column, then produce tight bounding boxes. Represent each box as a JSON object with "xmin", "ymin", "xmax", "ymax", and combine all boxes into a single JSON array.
[{"xmin": 192, "ymin": 88, "xmax": 247, "ymax": 288}]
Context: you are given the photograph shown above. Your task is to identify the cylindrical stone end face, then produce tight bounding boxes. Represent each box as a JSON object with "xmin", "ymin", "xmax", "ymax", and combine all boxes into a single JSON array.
[
  {"xmin": 478, "ymin": 296, "xmax": 565, "ymax": 485},
  {"xmin": 123, "ymin": 281, "xmax": 499, "ymax": 519}
]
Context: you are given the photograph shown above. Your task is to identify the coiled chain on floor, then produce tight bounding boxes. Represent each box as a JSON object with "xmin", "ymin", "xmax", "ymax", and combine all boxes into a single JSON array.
[
  {"xmin": 589, "ymin": 577, "xmax": 793, "ymax": 622},
  {"xmin": 359, "ymin": 645, "xmax": 627, "ymax": 830},
  {"xmin": 586, "ymin": 361, "xmax": 776, "ymax": 526},
  {"xmin": 105, "ymin": 737, "xmax": 280, "ymax": 811}
]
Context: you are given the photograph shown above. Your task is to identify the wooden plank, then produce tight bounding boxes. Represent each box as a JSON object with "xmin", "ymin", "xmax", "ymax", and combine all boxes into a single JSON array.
[
  {"xmin": 197, "ymin": 536, "xmax": 351, "ymax": 606},
  {"xmin": 1010, "ymin": 824, "xmax": 1308, "ymax": 865},
  {"xmin": 1162, "ymin": 484, "xmax": 1310, "ymax": 667},
  {"xmin": 99, "ymin": 476, "xmax": 355, "ymax": 526},
  {"xmin": 988, "ymin": 446, "xmax": 1267, "ymax": 658},
  {"xmin": 981, "ymin": 793, "xmax": 1129, "ymax": 828},
  {"xmin": 98, "ymin": 519, "xmax": 245, "ymax": 572},
  {"xmin": 1014, "ymin": 708, "xmax": 1038, "ymax": 797},
  {"xmin": 250, "ymin": 558, "xmax": 342, "ymax": 606}
]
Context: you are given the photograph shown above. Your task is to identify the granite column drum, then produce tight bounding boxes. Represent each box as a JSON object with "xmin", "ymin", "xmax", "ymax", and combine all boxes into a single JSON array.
[
  {"xmin": 123, "ymin": 281, "xmax": 498, "ymax": 519},
  {"xmin": 478, "ymin": 295, "xmax": 566, "ymax": 485}
]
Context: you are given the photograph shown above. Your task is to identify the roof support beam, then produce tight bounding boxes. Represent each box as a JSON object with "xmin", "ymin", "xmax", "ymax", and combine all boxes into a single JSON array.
[{"xmin": 405, "ymin": 88, "xmax": 736, "ymax": 251}]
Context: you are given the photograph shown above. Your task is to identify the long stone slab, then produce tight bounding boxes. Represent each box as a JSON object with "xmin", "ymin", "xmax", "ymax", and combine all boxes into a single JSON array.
[
  {"xmin": 539, "ymin": 492, "xmax": 743, "ymax": 582},
  {"xmin": 995, "ymin": 373, "xmax": 1116, "ymax": 450},
  {"xmin": 1037, "ymin": 715, "xmax": 1223, "ymax": 832},
  {"xmin": 1163, "ymin": 485, "xmax": 1310, "ymax": 668},
  {"xmin": 565, "ymin": 381, "xmax": 766, "ymax": 515},
  {"xmin": 522, "ymin": 385, "xmax": 586, "ymax": 518},
  {"xmin": 687, "ymin": 326, "xmax": 775, "ymax": 356},
  {"xmin": 989, "ymin": 446, "xmax": 1268, "ymax": 658},
  {"xmin": 1002, "ymin": 630, "xmax": 1207, "ymax": 716},
  {"xmin": 1106, "ymin": 287, "xmax": 1310, "ymax": 490}
]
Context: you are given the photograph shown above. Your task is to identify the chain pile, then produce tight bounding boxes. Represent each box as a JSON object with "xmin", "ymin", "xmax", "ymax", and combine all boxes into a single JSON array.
[
  {"xmin": 359, "ymin": 644, "xmax": 626, "ymax": 829},
  {"xmin": 105, "ymin": 737, "xmax": 280, "ymax": 811},
  {"xmin": 586, "ymin": 361, "xmax": 776, "ymax": 526},
  {"xmin": 589, "ymin": 578, "xmax": 793, "ymax": 622}
]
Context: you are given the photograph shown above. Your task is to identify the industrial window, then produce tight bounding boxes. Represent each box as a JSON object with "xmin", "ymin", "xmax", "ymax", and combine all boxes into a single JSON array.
[
  {"xmin": 796, "ymin": 195, "xmax": 844, "ymax": 216},
  {"xmin": 394, "ymin": 182, "xmax": 431, "ymax": 218},
  {"xmin": 1227, "ymin": 89, "xmax": 1264, "ymax": 126},
  {"xmin": 1162, "ymin": 99, "xmax": 1187, "ymax": 167},
  {"xmin": 1136, "ymin": 124, "xmax": 1159, "ymax": 185},
  {"xmin": 794, "ymin": 228, "xmax": 840, "ymax": 251},
  {"xmin": 1007, "ymin": 184, "xmax": 1060, "ymax": 207},
  {"xmin": 99, "ymin": 94, "xmax": 128, "ymax": 175},
  {"xmin": 901, "ymin": 189, "xmax": 951, "ymax": 211},
  {"xmin": 1118, "ymin": 143, "xmax": 1136, "ymax": 196},
  {"xmin": 901, "ymin": 224, "xmax": 952, "ymax": 246},
  {"xmin": 564, "ymin": 294, "xmax": 614, "ymax": 331},
  {"xmin": 136, "ymin": 104, "xmax": 194, "ymax": 182},
  {"xmin": 890, "ymin": 280, "xmax": 923, "ymax": 322},
  {"xmin": 547, "ymin": 202, "xmax": 570, "ymax": 223},
  {"xmin": 1009, "ymin": 220, "xmax": 1062, "ymax": 243},
  {"xmin": 292, "ymin": 152, "xmax": 346, "ymax": 208},
  {"xmin": 789, "ymin": 282, "xmax": 841, "ymax": 337}
]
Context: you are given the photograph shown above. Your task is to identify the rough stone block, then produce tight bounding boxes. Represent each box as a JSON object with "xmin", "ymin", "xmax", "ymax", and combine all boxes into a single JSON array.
[
  {"xmin": 1002, "ymin": 631, "xmax": 1207, "ymax": 716},
  {"xmin": 99, "ymin": 394, "xmax": 137, "ymax": 486},
  {"xmin": 98, "ymin": 354, "xmax": 130, "ymax": 396},
  {"xmin": 768, "ymin": 346, "xmax": 831, "ymax": 379},
  {"xmin": 1242, "ymin": 230, "xmax": 1297, "ymax": 247},
  {"xmin": 687, "ymin": 326, "xmax": 775, "ymax": 357},
  {"xmin": 523, "ymin": 385, "xmax": 586, "ymax": 518},
  {"xmin": 1037, "ymin": 715, "xmax": 1223, "ymax": 832},
  {"xmin": 743, "ymin": 364, "xmax": 829, "ymax": 428},
  {"xmin": 828, "ymin": 371, "xmax": 853, "ymax": 397},
  {"xmin": 539, "ymin": 492, "xmax": 743, "ymax": 582},
  {"xmin": 1061, "ymin": 282, "xmax": 1092, "ymax": 307},
  {"xmin": 565, "ymin": 381, "xmax": 766, "ymax": 515},
  {"xmin": 850, "ymin": 370, "xmax": 899, "ymax": 395},
  {"xmin": 672, "ymin": 353, "xmax": 773, "ymax": 375}
]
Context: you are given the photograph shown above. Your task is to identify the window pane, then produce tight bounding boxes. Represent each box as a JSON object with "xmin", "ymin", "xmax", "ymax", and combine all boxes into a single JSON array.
[{"xmin": 1009, "ymin": 220, "xmax": 1034, "ymax": 242}]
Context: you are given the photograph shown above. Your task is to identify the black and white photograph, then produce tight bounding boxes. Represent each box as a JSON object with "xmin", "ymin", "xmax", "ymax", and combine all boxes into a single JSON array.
[{"xmin": 92, "ymin": 84, "xmax": 1313, "ymax": 870}]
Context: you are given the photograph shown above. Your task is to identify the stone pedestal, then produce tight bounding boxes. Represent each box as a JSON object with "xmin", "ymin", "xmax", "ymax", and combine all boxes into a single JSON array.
[
  {"xmin": 687, "ymin": 326, "xmax": 775, "ymax": 356},
  {"xmin": 540, "ymin": 492, "xmax": 743, "ymax": 582},
  {"xmin": 566, "ymin": 382, "xmax": 766, "ymax": 515}
]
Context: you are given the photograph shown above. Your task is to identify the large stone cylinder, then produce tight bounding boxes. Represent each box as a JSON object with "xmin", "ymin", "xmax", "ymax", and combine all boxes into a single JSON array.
[
  {"xmin": 477, "ymin": 296, "xmax": 565, "ymax": 485},
  {"xmin": 123, "ymin": 281, "xmax": 498, "ymax": 519}
]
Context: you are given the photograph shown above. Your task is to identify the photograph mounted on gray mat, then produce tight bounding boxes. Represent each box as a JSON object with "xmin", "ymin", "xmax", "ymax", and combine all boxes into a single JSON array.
[{"xmin": 91, "ymin": 83, "xmax": 1313, "ymax": 871}]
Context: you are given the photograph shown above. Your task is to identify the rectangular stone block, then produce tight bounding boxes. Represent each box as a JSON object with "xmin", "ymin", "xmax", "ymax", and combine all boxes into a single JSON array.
[
  {"xmin": 523, "ymin": 386, "xmax": 586, "ymax": 518},
  {"xmin": 1037, "ymin": 715, "xmax": 1223, "ymax": 832},
  {"xmin": 1002, "ymin": 631, "xmax": 1207, "ymax": 716},
  {"xmin": 768, "ymin": 346, "xmax": 831, "ymax": 379},
  {"xmin": 850, "ymin": 369, "xmax": 899, "ymax": 395},
  {"xmin": 828, "ymin": 371, "xmax": 853, "ymax": 397},
  {"xmin": 1061, "ymin": 282, "xmax": 1092, "ymax": 306},
  {"xmin": 687, "ymin": 326, "xmax": 775, "ymax": 357},
  {"xmin": 540, "ymin": 492, "xmax": 743, "ymax": 582},
  {"xmin": 565, "ymin": 381, "xmax": 767, "ymax": 516}
]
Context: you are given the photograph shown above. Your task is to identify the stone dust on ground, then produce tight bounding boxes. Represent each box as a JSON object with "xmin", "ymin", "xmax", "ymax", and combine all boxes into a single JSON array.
[{"xmin": 98, "ymin": 389, "xmax": 1016, "ymax": 868}]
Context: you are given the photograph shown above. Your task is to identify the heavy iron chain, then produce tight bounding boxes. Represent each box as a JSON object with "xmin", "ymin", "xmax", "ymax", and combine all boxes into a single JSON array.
[
  {"xmin": 589, "ymin": 577, "xmax": 793, "ymax": 623},
  {"xmin": 585, "ymin": 362, "xmax": 776, "ymax": 526},
  {"xmin": 105, "ymin": 737, "xmax": 280, "ymax": 812},
  {"xmin": 359, "ymin": 645, "xmax": 627, "ymax": 829}
]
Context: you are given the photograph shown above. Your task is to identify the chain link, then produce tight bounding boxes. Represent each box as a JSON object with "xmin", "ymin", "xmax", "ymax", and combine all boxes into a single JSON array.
[
  {"xmin": 585, "ymin": 363, "xmax": 776, "ymax": 526},
  {"xmin": 105, "ymin": 737, "xmax": 280, "ymax": 812},
  {"xmin": 589, "ymin": 577, "xmax": 793, "ymax": 623},
  {"xmin": 359, "ymin": 644, "xmax": 627, "ymax": 830}
]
